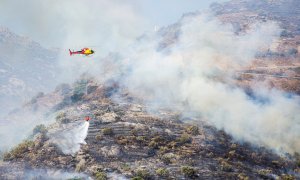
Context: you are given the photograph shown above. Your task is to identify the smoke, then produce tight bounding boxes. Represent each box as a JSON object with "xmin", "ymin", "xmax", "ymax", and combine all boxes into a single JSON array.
[
  {"xmin": 0, "ymin": 0, "xmax": 299, "ymax": 157},
  {"xmin": 48, "ymin": 121, "xmax": 89, "ymax": 155},
  {"xmin": 108, "ymin": 172, "xmax": 128, "ymax": 180},
  {"xmin": 106, "ymin": 13, "xmax": 300, "ymax": 154},
  {"xmin": 0, "ymin": 0, "xmax": 147, "ymax": 48},
  {"xmin": 0, "ymin": 110, "xmax": 55, "ymax": 152},
  {"xmin": 0, "ymin": 163, "xmax": 91, "ymax": 179},
  {"xmin": 22, "ymin": 169, "xmax": 91, "ymax": 180}
]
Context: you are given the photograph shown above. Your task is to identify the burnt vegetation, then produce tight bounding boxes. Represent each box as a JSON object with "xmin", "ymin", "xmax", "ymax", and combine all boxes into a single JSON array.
[
  {"xmin": 1, "ymin": 79, "xmax": 298, "ymax": 179},
  {"xmin": 1, "ymin": 0, "xmax": 300, "ymax": 179}
]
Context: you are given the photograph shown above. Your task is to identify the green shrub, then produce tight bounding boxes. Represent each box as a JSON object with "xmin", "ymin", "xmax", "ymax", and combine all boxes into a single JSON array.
[
  {"xmin": 32, "ymin": 124, "xmax": 47, "ymax": 136},
  {"xmin": 221, "ymin": 161, "xmax": 233, "ymax": 172},
  {"xmin": 160, "ymin": 154, "xmax": 176, "ymax": 165},
  {"xmin": 95, "ymin": 171, "xmax": 107, "ymax": 180},
  {"xmin": 158, "ymin": 146, "xmax": 169, "ymax": 154},
  {"xmin": 280, "ymin": 174, "xmax": 295, "ymax": 180},
  {"xmin": 185, "ymin": 125, "xmax": 199, "ymax": 135},
  {"xmin": 2, "ymin": 152, "xmax": 12, "ymax": 161},
  {"xmin": 156, "ymin": 168, "xmax": 169, "ymax": 177},
  {"xmin": 70, "ymin": 79, "xmax": 88, "ymax": 102},
  {"xmin": 181, "ymin": 166, "xmax": 196, "ymax": 178},
  {"xmin": 237, "ymin": 173, "xmax": 249, "ymax": 180},
  {"xmin": 73, "ymin": 79, "xmax": 88, "ymax": 94},
  {"xmin": 95, "ymin": 134, "xmax": 103, "ymax": 141},
  {"xmin": 258, "ymin": 169, "xmax": 272, "ymax": 176},
  {"xmin": 177, "ymin": 133, "xmax": 192, "ymax": 144},
  {"xmin": 56, "ymin": 112, "xmax": 70, "ymax": 124},
  {"xmin": 71, "ymin": 93, "xmax": 84, "ymax": 102},
  {"xmin": 136, "ymin": 136, "xmax": 146, "ymax": 143},
  {"xmin": 121, "ymin": 163, "xmax": 131, "ymax": 171},
  {"xmin": 3, "ymin": 140, "xmax": 34, "ymax": 160},
  {"xmin": 102, "ymin": 128, "xmax": 113, "ymax": 136},
  {"xmin": 75, "ymin": 161, "xmax": 85, "ymax": 172},
  {"xmin": 149, "ymin": 140, "xmax": 159, "ymax": 149},
  {"xmin": 227, "ymin": 150, "xmax": 236, "ymax": 158},
  {"xmin": 167, "ymin": 141, "xmax": 177, "ymax": 149},
  {"xmin": 131, "ymin": 129, "xmax": 138, "ymax": 136},
  {"xmin": 135, "ymin": 169, "xmax": 151, "ymax": 180}
]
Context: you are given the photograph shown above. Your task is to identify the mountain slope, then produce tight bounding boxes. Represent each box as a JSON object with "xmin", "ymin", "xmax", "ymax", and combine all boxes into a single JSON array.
[
  {"xmin": 1, "ymin": 79, "xmax": 299, "ymax": 179},
  {"xmin": 0, "ymin": 27, "xmax": 60, "ymax": 114}
]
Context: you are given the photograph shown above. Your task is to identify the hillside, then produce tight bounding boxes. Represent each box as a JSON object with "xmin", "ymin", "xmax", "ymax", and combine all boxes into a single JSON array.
[
  {"xmin": 1, "ymin": 78, "xmax": 299, "ymax": 179},
  {"xmin": 211, "ymin": 0, "xmax": 300, "ymax": 94},
  {"xmin": 1, "ymin": 0, "xmax": 300, "ymax": 179},
  {"xmin": 0, "ymin": 27, "xmax": 60, "ymax": 115}
]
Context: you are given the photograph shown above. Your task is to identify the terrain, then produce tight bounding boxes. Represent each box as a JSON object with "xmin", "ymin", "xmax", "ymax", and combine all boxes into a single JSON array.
[
  {"xmin": 0, "ymin": 27, "xmax": 59, "ymax": 115},
  {"xmin": 212, "ymin": 0, "xmax": 300, "ymax": 94},
  {"xmin": 1, "ymin": 78, "xmax": 299, "ymax": 179},
  {"xmin": 1, "ymin": 0, "xmax": 300, "ymax": 179}
]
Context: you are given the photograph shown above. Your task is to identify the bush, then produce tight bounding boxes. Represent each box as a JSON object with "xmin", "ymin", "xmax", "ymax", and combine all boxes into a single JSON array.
[
  {"xmin": 95, "ymin": 134, "xmax": 103, "ymax": 141},
  {"xmin": 3, "ymin": 140, "xmax": 34, "ymax": 160},
  {"xmin": 185, "ymin": 125, "xmax": 199, "ymax": 135},
  {"xmin": 221, "ymin": 161, "xmax": 233, "ymax": 172},
  {"xmin": 160, "ymin": 153, "xmax": 176, "ymax": 165},
  {"xmin": 75, "ymin": 160, "xmax": 86, "ymax": 172},
  {"xmin": 32, "ymin": 124, "xmax": 47, "ymax": 136},
  {"xmin": 102, "ymin": 128, "xmax": 113, "ymax": 136},
  {"xmin": 71, "ymin": 79, "xmax": 88, "ymax": 102},
  {"xmin": 2, "ymin": 152, "xmax": 12, "ymax": 161},
  {"xmin": 181, "ymin": 166, "xmax": 196, "ymax": 178},
  {"xmin": 227, "ymin": 150, "xmax": 236, "ymax": 158},
  {"xmin": 167, "ymin": 141, "xmax": 177, "ymax": 149},
  {"xmin": 156, "ymin": 168, "xmax": 169, "ymax": 177},
  {"xmin": 280, "ymin": 174, "xmax": 295, "ymax": 180},
  {"xmin": 237, "ymin": 173, "xmax": 249, "ymax": 180},
  {"xmin": 258, "ymin": 169, "xmax": 272, "ymax": 177},
  {"xmin": 73, "ymin": 79, "xmax": 88, "ymax": 94},
  {"xmin": 121, "ymin": 163, "xmax": 131, "ymax": 171},
  {"xmin": 56, "ymin": 112, "xmax": 70, "ymax": 124},
  {"xmin": 131, "ymin": 129, "xmax": 138, "ymax": 136},
  {"xmin": 55, "ymin": 83, "xmax": 71, "ymax": 95},
  {"xmin": 158, "ymin": 146, "xmax": 169, "ymax": 154},
  {"xmin": 134, "ymin": 169, "xmax": 151, "ymax": 180},
  {"xmin": 287, "ymin": 48, "xmax": 298, "ymax": 56},
  {"xmin": 149, "ymin": 140, "xmax": 159, "ymax": 149},
  {"xmin": 177, "ymin": 133, "xmax": 192, "ymax": 145},
  {"xmin": 71, "ymin": 93, "xmax": 84, "ymax": 102},
  {"xmin": 136, "ymin": 136, "xmax": 147, "ymax": 143},
  {"xmin": 95, "ymin": 171, "xmax": 107, "ymax": 180}
]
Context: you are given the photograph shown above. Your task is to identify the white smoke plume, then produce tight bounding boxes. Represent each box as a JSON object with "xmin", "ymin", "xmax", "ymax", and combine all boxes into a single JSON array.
[
  {"xmin": 22, "ymin": 169, "xmax": 91, "ymax": 180},
  {"xmin": 110, "ymin": 13, "xmax": 300, "ymax": 154},
  {"xmin": 0, "ymin": 162, "xmax": 92, "ymax": 180},
  {"xmin": 48, "ymin": 121, "xmax": 89, "ymax": 155},
  {"xmin": 0, "ymin": 110, "xmax": 54, "ymax": 152},
  {"xmin": 1, "ymin": 0, "xmax": 299, "ymax": 157}
]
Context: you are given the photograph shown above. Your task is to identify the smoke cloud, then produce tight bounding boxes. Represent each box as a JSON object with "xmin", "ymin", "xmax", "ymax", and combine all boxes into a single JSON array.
[
  {"xmin": 0, "ymin": 163, "xmax": 91, "ymax": 179},
  {"xmin": 0, "ymin": 0, "xmax": 147, "ymax": 49},
  {"xmin": 0, "ymin": 110, "xmax": 54, "ymax": 151},
  {"xmin": 1, "ymin": 0, "xmax": 299, "ymax": 158},
  {"xmin": 110, "ymin": 13, "xmax": 300, "ymax": 154}
]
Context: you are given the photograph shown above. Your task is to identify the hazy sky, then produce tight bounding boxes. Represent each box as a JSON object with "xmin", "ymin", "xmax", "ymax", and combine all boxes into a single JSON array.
[{"xmin": 0, "ymin": 0, "xmax": 226, "ymax": 48}]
